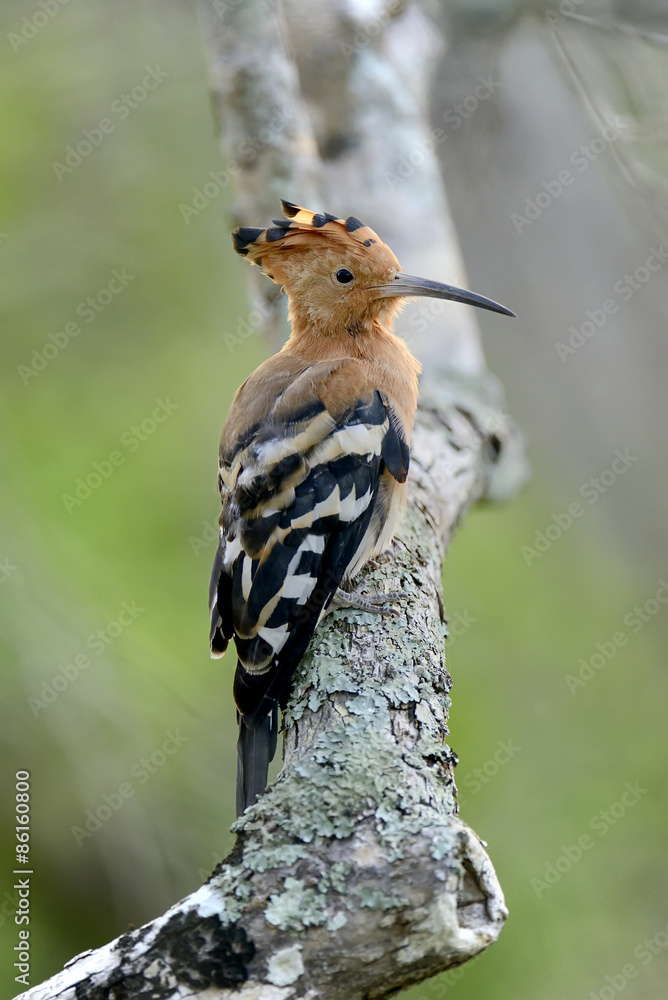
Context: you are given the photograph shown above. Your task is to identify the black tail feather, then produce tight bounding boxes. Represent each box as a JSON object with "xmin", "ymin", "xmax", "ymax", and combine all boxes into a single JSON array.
[{"xmin": 236, "ymin": 702, "xmax": 278, "ymax": 816}]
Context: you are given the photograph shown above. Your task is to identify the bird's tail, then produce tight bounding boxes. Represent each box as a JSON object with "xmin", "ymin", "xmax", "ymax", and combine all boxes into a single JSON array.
[{"xmin": 236, "ymin": 702, "xmax": 279, "ymax": 817}]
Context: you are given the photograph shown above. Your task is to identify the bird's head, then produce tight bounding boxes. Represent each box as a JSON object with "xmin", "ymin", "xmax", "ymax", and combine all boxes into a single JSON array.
[{"xmin": 232, "ymin": 200, "xmax": 514, "ymax": 337}]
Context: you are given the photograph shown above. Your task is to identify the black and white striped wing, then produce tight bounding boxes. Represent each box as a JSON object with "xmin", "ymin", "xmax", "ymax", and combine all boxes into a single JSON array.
[{"xmin": 209, "ymin": 375, "xmax": 408, "ymax": 729}]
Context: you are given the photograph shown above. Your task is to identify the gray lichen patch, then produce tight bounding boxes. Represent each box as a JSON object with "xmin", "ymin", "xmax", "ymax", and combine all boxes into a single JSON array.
[
  {"xmin": 206, "ymin": 862, "xmax": 254, "ymax": 924},
  {"xmin": 241, "ymin": 834, "xmax": 311, "ymax": 874},
  {"xmin": 429, "ymin": 829, "xmax": 461, "ymax": 862},
  {"xmin": 326, "ymin": 910, "xmax": 348, "ymax": 931},
  {"xmin": 287, "ymin": 609, "xmax": 451, "ymax": 743},
  {"xmin": 266, "ymin": 943, "xmax": 305, "ymax": 986},
  {"xmin": 354, "ymin": 885, "xmax": 407, "ymax": 910},
  {"xmin": 328, "ymin": 861, "xmax": 353, "ymax": 891},
  {"xmin": 412, "ymin": 734, "xmax": 457, "ymax": 767},
  {"xmin": 283, "ymin": 624, "xmax": 357, "ymax": 726},
  {"xmin": 264, "ymin": 878, "xmax": 329, "ymax": 932},
  {"xmin": 249, "ymin": 843, "xmax": 313, "ymax": 876}
]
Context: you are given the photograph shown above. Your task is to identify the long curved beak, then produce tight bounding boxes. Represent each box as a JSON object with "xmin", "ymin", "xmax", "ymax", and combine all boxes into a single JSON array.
[{"xmin": 375, "ymin": 272, "xmax": 516, "ymax": 317}]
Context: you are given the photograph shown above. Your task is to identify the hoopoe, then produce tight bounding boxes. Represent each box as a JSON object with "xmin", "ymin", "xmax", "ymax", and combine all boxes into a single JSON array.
[{"xmin": 209, "ymin": 200, "xmax": 514, "ymax": 815}]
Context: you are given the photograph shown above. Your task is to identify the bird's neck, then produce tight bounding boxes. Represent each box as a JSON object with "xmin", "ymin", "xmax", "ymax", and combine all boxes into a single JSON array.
[{"xmin": 283, "ymin": 318, "xmax": 421, "ymax": 440}]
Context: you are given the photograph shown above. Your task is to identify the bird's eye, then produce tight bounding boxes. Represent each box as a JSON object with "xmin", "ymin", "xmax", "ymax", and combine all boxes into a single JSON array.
[{"xmin": 335, "ymin": 268, "xmax": 355, "ymax": 284}]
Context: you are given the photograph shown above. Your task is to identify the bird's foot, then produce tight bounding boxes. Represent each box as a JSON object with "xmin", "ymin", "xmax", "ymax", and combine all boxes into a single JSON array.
[{"xmin": 330, "ymin": 585, "xmax": 407, "ymax": 617}]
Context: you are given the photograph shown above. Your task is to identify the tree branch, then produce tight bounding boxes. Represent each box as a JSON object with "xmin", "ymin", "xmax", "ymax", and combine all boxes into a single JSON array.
[{"xmin": 15, "ymin": 2, "xmax": 528, "ymax": 997}]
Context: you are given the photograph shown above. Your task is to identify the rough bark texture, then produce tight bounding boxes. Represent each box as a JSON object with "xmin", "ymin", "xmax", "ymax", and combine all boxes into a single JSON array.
[
  {"xmin": 197, "ymin": 0, "xmax": 322, "ymax": 353},
  {"xmin": 15, "ymin": 2, "xmax": 528, "ymax": 997}
]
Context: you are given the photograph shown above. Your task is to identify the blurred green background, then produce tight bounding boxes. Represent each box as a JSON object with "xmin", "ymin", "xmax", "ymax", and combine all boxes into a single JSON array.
[{"xmin": 1, "ymin": 2, "xmax": 667, "ymax": 999}]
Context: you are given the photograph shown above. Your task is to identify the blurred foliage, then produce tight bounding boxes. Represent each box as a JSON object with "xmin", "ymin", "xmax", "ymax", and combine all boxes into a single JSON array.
[{"xmin": 0, "ymin": 3, "xmax": 666, "ymax": 999}]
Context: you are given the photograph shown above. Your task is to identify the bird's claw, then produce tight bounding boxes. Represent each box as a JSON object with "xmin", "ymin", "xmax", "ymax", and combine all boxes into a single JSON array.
[{"xmin": 330, "ymin": 586, "xmax": 408, "ymax": 616}]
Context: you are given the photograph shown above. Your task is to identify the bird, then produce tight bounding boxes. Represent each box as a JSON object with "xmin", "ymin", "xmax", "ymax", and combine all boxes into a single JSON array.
[{"xmin": 209, "ymin": 199, "xmax": 514, "ymax": 816}]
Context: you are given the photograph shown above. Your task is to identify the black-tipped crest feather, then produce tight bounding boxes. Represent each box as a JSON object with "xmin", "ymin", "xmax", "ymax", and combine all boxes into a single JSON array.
[{"xmin": 230, "ymin": 201, "xmax": 380, "ymax": 270}]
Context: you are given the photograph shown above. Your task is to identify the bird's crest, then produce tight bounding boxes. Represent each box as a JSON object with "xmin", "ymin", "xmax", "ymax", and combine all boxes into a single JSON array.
[{"xmin": 232, "ymin": 200, "xmax": 382, "ymax": 273}]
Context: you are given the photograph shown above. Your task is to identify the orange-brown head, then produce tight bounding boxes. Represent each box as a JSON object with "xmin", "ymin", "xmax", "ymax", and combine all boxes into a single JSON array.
[{"xmin": 232, "ymin": 200, "xmax": 514, "ymax": 337}]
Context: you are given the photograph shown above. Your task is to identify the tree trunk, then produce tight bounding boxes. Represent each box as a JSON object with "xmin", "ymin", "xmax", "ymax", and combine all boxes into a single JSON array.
[{"xmin": 15, "ymin": 2, "xmax": 528, "ymax": 997}]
